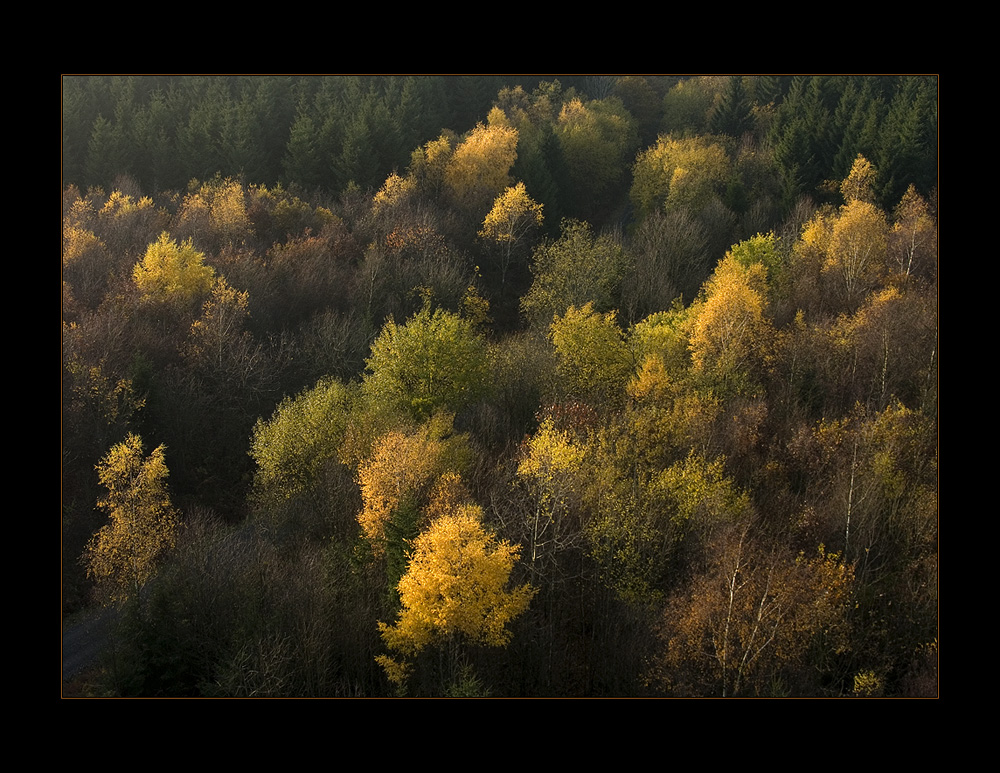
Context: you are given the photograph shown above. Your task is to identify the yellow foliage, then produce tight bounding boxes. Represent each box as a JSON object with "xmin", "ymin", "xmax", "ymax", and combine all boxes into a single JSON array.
[
  {"xmin": 177, "ymin": 178, "xmax": 250, "ymax": 247},
  {"xmin": 853, "ymin": 669, "xmax": 883, "ymax": 697},
  {"xmin": 62, "ymin": 224, "xmax": 105, "ymax": 266},
  {"xmin": 479, "ymin": 182, "xmax": 543, "ymax": 244},
  {"xmin": 628, "ymin": 354, "xmax": 672, "ymax": 403},
  {"xmin": 550, "ymin": 302, "xmax": 633, "ymax": 406},
  {"xmin": 824, "ymin": 199, "xmax": 889, "ymax": 303},
  {"xmin": 356, "ymin": 414, "xmax": 467, "ymax": 549},
  {"xmin": 517, "ymin": 416, "xmax": 585, "ymax": 491},
  {"xmin": 377, "ymin": 504, "xmax": 536, "ymax": 680},
  {"xmin": 83, "ymin": 434, "xmax": 178, "ymax": 604},
  {"xmin": 891, "ymin": 184, "xmax": 936, "ymax": 277},
  {"xmin": 631, "ymin": 134, "xmax": 729, "ymax": 217},
  {"xmin": 652, "ymin": 450, "xmax": 749, "ymax": 528},
  {"xmin": 840, "ymin": 154, "xmax": 877, "ymax": 205},
  {"xmin": 133, "ymin": 232, "xmax": 216, "ymax": 304},
  {"xmin": 444, "ymin": 120, "xmax": 518, "ymax": 212},
  {"xmin": 689, "ymin": 254, "xmax": 772, "ymax": 379},
  {"xmin": 373, "ymin": 172, "xmax": 417, "ymax": 215},
  {"xmin": 186, "ymin": 277, "xmax": 250, "ymax": 366},
  {"xmin": 100, "ymin": 190, "xmax": 154, "ymax": 217},
  {"xmin": 423, "ymin": 471, "xmax": 471, "ymax": 524}
]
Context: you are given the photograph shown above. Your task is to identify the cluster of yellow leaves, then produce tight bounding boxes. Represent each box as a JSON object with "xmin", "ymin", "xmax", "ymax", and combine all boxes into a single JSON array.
[
  {"xmin": 853, "ymin": 669, "xmax": 883, "ymax": 697},
  {"xmin": 689, "ymin": 254, "xmax": 773, "ymax": 379},
  {"xmin": 62, "ymin": 224, "xmax": 106, "ymax": 266},
  {"xmin": 64, "ymin": 355, "xmax": 146, "ymax": 431},
  {"xmin": 840, "ymin": 154, "xmax": 877, "ymax": 205},
  {"xmin": 825, "ymin": 199, "xmax": 889, "ymax": 303},
  {"xmin": 356, "ymin": 414, "xmax": 467, "ymax": 549},
  {"xmin": 444, "ymin": 111, "xmax": 518, "ymax": 212},
  {"xmin": 373, "ymin": 172, "xmax": 417, "ymax": 215},
  {"xmin": 83, "ymin": 434, "xmax": 178, "ymax": 604},
  {"xmin": 631, "ymin": 134, "xmax": 729, "ymax": 217},
  {"xmin": 795, "ymin": 157, "xmax": 893, "ymax": 310},
  {"xmin": 550, "ymin": 302, "xmax": 633, "ymax": 406},
  {"xmin": 186, "ymin": 278, "xmax": 250, "ymax": 366},
  {"xmin": 100, "ymin": 190, "xmax": 154, "ymax": 217},
  {"xmin": 652, "ymin": 450, "xmax": 750, "ymax": 529},
  {"xmin": 891, "ymin": 184, "xmax": 936, "ymax": 277},
  {"xmin": 517, "ymin": 416, "xmax": 586, "ymax": 494},
  {"xmin": 177, "ymin": 178, "xmax": 250, "ymax": 247},
  {"xmin": 133, "ymin": 232, "xmax": 216, "ymax": 304},
  {"xmin": 479, "ymin": 182, "xmax": 543, "ymax": 244},
  {"xmin": 377, "ymin": 502, "xmax": 536, "ymax": 683}
]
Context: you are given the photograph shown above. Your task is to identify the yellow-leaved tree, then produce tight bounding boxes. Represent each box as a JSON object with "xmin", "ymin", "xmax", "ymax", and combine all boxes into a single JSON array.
[
  {"xmin": 479, "ymin": 182, "xmax": 543, "ymax": 288},
  {"xmin": 376, "ymin": 501, "xmax": 536, "ymax": 692},
  {"xmin": 83, "ymin": 434, "xmax": 178, "ymax": 604},
  {"xmin": 630, "ymin": 134, "xmax": 730, "ymax": 219},
  {"xmin": 133, "ymin": 232, "xmax": 215, "ymax": 305},
  {"xmin": 444, "ymin": 109, "xmax": 518, "ymax": 215},
  {"xmin": 549, "ymin": 302, "xmax": 633, "ymax": 408},
  {"xmin": 355, "ymin": 413, "xmax": 469, "ymax": 551},
  {"xmin": 689, "ymin": 253, "xmax": 774, "ymax": 390}
]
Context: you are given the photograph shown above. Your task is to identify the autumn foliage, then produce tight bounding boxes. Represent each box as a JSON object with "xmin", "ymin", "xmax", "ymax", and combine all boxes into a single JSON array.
[{"xmin": 64, "ymin": 76, "xmax": 936, "ymax": 697}]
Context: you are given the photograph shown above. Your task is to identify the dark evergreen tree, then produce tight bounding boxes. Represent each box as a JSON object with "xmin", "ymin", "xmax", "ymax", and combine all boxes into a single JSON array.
[{"xmin": 710, "ymin": 76, "xmax": 754, "ymax": 139}]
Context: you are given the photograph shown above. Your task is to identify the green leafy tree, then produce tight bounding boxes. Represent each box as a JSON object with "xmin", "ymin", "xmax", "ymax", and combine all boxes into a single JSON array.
[
  {"xmin": 249, "ymin": 378, "xmax": 354, "ymax": 514},
  {"xmin": 549, "ymin": 302, "xmax": 633, "ymax": 408},
  {"xmin": 521, "ymin": 219, "xmax": 627, "ymax": 329},
  {"xmin": 362, "ymin": 303, "xmax": 490, "ymax": 421},
  {"xmin": 555, "ymin": 96, "xmax": 637, "ymax": 222},
  {"xmin": 83, "ymin": 434, "xmax": 178, "ymax": 604}
]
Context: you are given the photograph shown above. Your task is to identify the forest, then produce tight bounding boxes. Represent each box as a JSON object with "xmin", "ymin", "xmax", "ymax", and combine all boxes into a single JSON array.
[{"xmin": 61, "ymin": 74, "xmax": 938, "ymax": 697}]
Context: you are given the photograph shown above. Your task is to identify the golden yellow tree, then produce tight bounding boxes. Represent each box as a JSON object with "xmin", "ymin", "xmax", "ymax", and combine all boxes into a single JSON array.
[
  {"xmin": 840, "ymin": 154, "xmax": 877, "ymax": 205},
  {"xmin": 890, "ymin": 184, "xmax": 936, "ymax": 278},
  {"xmin": 133, "ymin": 232, "xmax": 215, "ymax": 305},
  {"xmin": 83, "ymin": 434, "xmax": 178, "ymax": 604},
  {"xmin": 376, "ymin": 502, "xmax": 536, "ymax": 689},
  {"xmin": 355, "ymin": 413, "xmax": 469, "ymax": 550},
  {"xmin": 516, "ymin": 415, "xmax": 588, "ymax": 578},
  {"xmin": 689, "ymin": 254, "xmax": 773, "ymax": 386},
  {"xmin": 824, "ymin": 199, "xmax": 889, "ymax": 307},
  {"xmin": 444, "ymin": 110, "xmax": 518, "ymax": 215},
  {"xmin": 479, "ymin": 182, "xmax": 543, "ymax": 287}
]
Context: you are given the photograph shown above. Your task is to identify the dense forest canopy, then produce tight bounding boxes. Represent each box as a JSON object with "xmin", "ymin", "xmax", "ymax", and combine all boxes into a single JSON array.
[{"xmin": 62, "ymin": 74, "xmax": 937, "ymax": 698}]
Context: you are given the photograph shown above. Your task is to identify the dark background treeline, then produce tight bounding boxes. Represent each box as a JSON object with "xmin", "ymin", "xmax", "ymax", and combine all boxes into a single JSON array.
[
  {"xmin": 62, "ymin": 74, "xmax": 937, "ymax": 697},
  {"xmin": 64, "ymin": 75, "xmax": 937, "ymax": 216}
]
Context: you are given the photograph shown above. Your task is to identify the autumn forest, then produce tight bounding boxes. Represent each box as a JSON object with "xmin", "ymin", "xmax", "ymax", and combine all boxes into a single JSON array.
[{"xmin": 61, "ymin": 75, "xmax": 938, "ymax": 697}]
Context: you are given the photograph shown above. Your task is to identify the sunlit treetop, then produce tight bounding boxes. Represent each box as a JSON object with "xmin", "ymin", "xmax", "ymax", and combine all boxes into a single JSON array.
[
  {"xmin": 362, "ymin": 303, "xmax": 490, "ymax": 420},
  {"xmin": 133, "ymin": 232, "xmax": 216, "ymax": 305}
]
